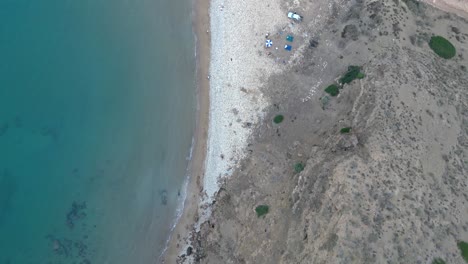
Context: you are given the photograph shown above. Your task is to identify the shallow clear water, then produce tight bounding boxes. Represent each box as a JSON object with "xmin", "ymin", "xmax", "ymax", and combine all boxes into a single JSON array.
[{"xmin": 0, "ymin": 0, "xmax": 196, "ymax": 263}]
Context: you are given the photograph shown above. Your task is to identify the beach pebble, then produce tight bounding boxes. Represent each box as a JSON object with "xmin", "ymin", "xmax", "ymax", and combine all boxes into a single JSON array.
[{"xmin": 204, "ymin": 0, "xmax": 288, "ymax": 207}]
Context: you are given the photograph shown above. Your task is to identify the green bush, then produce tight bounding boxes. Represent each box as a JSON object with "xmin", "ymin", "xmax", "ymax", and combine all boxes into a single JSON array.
[
  {"xmin": 458, "ymin": 241, "xmax": 468, "ymax": 262},
  {"xmin": 255, "ymin": 205, "xmax": 269, "ymax": 217},
  {"xmin": 429, "ymin": 36, "xmax": 456, "ymax": 59},
  {"xmin": 324, "ymin": 84, "xmax": 339, "ymax": 96},
  {"xmin": 273, "ymin": 115, "xmax": 284, "ymax": 124},
  {"xmin": 340, "ymin": 66, "xmax": 362, "ymax": 84},
  {"xmin": 357, "ymin": 72, "xmax": 365, "ymax": 79},
  {"xmin": 340, "ymin": 127, "xmax": 352, "ymax": 133},
  {"xmin": 320, "ymin": 96, "xmax": 330, "ymax": 109},
  {"xmin": 294, "ymin": 162, "xmax": 305, "ymax": 173},
  {"xmin": 432, "ymin": 258, "xmax": 446, "ymax": 264}
]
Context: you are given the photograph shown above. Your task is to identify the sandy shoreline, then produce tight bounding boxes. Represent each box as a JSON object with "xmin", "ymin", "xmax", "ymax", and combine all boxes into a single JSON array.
[
  {"xmin": 164, "ymin": 0, "xmax": 289, "ymax": 260},
  {"xmin": 162, "ymin": 0, "xmax": 211, "ymax": 262}
]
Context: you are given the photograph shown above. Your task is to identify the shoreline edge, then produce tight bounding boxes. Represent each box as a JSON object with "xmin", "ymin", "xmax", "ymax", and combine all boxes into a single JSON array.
[{"xmin": 162, "ymin": 0, "xmax": 211, "ymax": 262}]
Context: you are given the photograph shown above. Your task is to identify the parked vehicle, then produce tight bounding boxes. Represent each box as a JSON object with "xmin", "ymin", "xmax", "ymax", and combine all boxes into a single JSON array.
[{"xmin": 287, "ymin": 12, "xmax": 302, "ymax": 21}]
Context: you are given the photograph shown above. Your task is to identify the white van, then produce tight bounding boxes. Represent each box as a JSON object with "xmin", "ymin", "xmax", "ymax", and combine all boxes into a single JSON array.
[{"xmin": 287, "ymin": 12, "xmax": 302, "ymax": 21}]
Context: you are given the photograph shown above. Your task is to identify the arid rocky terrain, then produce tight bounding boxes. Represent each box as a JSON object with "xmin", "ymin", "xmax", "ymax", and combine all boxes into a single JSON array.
[{"xmin": 180, "ymin": 0, "xmax": 468, "ymax": 263}]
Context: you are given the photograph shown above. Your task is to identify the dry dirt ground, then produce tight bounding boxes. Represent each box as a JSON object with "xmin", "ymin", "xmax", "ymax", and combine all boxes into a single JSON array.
[{"xmin": 182, "ymin": 0, "xmax": 468, "ymax": 263}]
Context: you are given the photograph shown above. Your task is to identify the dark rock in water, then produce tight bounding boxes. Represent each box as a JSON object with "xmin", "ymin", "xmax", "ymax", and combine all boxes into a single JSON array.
[
  {"xmin": 14, "ymin": 116, "xmax": 22, "ymax": 128},
  {"xmin": 0, "ymin": 170, "xmax": 17, "ymax": 225},
  {"xmin": 186, "ymin": 246, "xmax": 193, "ymax": 256},
  {"xmin": 66, "ymin": 201, "xmax": 87, "ymax": 229},
  {"xmin": 40, "ymin": 126, "xmax": 59, "ymax": 141},
  {"xmin": 160, "ymin": 190, "xmax": 168, "ymax": 205},
  {"xmin": 46, "ymin": 235, "xmax": 72, "ymax": 257},
  {"xmin": 0, "ymin": 123, "xmax": 9, "ymax": 136},
  {"xmin": 46, "ymin": 234, "xmax": 91, "ymax": 262}
]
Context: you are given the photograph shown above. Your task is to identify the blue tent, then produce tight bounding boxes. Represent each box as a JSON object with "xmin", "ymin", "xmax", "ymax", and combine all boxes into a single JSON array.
[
  {"xmin": 286, "ymin": 35, "xmax": 294, "ymax": 42},
  {"xmin": 284, "ymin": 45, "xmax": 292, "ymax": 51}
]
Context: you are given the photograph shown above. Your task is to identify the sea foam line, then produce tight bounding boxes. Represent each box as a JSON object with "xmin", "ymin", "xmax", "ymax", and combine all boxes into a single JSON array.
[
  {"xmin": 158, "ymin": 135, "xmax": 194, "ymax": 261},
  {"xmin": 159, "ymin": 21, "xmax": 203, "ymax": 259}
]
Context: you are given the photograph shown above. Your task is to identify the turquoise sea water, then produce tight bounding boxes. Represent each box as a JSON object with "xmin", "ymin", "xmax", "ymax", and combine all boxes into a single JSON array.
[{"xmin": 0, "ymin": 0, "xmax": 196, "ymax": 263}]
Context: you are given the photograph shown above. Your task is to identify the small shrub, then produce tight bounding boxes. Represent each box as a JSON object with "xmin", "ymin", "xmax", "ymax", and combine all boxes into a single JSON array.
[
  {"xmin": 324, "ymin": 84, "xmax": 339, "ymax": 96},
  {"xmin": 357, "ymin": 72, "xmax": 365, "ymax": 79},
  {"xmin": 273, "ymin": 115, "xmax": 284, "ymax": 124},
  {"xmin": 320, "ymin": 96, "xmax": 330, "ymax": 109},
  {"xmin": 340, "ymin": 65, "xmax": 362, "ymax": 84},
  {"xmin": 432, "ymin": 258, "xmax": 446, "ymax": 264},
  {"xmin": 458, "ymin": 241, "xmax": 468, "ymax": 262},
  {"xmin": 255, "ymin": 205, "xmax": 269, "ymax": 217},
  {"xmin": 403, "ymin": 0, "xmax": 426, "ymax": 15},
  {"xmin": 294, "ymin": 162, "xmax": 305, "ymax": 173},
  {"xmin": 340, "ymin": 127, "xmax": 352, "ymax": 133},
  {"xmin": 429, "ymin": 36, "xmax": 456, "ymax": 59}
]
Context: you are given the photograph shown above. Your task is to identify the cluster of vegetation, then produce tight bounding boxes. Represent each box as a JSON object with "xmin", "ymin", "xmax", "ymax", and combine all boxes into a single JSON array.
[
  {"xmin": 323, "ymin": 65, "xmax": 365, "ymax": 98},
  {"xmin": 429, "ymin": 36, "xmax": 456, "ymax": 59},
  {"xmin": 255, "ymin": 205, "xmax": 269, "ymax": 217},
  {"xmin": 324, "ymin": 84, "xmax": 340, "ymax": 96},
  {"xmin": 459, "ymin": 241, "xmax": 468, "ymax": 262},
  {"xmin": 403, "ymin": 0, "xmax": 426, "ymax": 16},
  {"xmin": 294, "ymin": 162, "xmax": 305, "ymax": 173},
  {"xmin": 432, "ymin": 258, "xmax": 446, "ymax": 264},
  {"xmin": 273, "ymin": 114, "xmax": 284, "ymax": 124},
  {"xmin": 433, "ymin": 241, "xmax": 468, "ymax": 263},
  {"xmin": 340, "ymin": 127, "xmax": 352, "ymax": 133},
  {"xmin": 340, "ymin": 65, "xmax": 365, "ymax": 84}
]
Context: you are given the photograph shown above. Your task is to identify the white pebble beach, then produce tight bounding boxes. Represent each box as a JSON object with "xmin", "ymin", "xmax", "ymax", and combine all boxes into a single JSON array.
[{"xmin": 204, "ymin": 0, "xmax": 288, "ymax": 201}]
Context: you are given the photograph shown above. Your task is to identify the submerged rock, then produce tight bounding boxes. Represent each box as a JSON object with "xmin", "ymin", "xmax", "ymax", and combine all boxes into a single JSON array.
[{"xmin": 160, "ymin": 190, "xmax": 168, "ymax": 205}]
